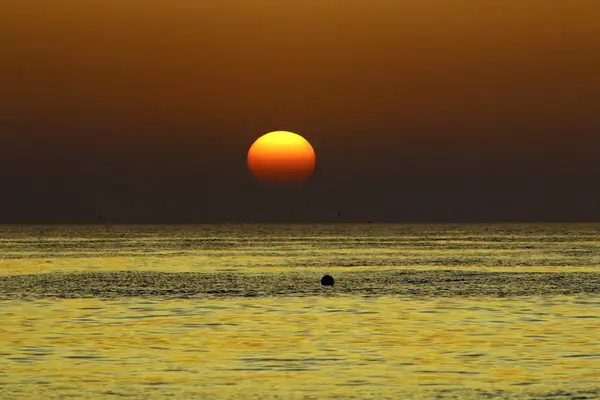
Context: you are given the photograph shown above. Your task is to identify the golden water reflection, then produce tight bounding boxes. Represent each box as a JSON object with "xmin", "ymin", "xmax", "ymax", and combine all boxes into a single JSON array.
[
  {"xmin": 2, "ymin": 296, "xmax": 599, "ymax": 398},
  {"xmin": 3, "ymin": 255, "xmax": 600, "ymax": 277},
  {"xmin": 2, "ymin": 223, "xmax": 600, "ymax": 276}
]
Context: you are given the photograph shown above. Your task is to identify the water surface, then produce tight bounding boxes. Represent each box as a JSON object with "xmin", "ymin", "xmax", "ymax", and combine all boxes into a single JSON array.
[{"xmin": 1, "ymin": 224, "xmax": 599, "ymax": 399}]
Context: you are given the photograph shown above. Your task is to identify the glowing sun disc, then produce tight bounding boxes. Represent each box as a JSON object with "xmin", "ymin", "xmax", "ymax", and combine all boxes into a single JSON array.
[{"xmin": 247, "ymin": 131, "xmax": 316, "ymax": 182}]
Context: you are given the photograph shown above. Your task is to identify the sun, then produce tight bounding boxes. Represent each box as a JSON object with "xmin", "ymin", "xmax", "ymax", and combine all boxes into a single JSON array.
[{"xmin": 247, "ymin": 131, "xmax": 316, "ymax": 182}]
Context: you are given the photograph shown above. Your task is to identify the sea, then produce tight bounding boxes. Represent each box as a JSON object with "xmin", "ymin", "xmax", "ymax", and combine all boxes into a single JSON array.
[{"xmin": 1, "ymin": 224, "xmax": 599, "ymax": 399}]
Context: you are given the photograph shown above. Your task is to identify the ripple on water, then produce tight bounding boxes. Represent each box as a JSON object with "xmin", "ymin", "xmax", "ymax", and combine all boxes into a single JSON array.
[{"xmin": 3, "ymin": 270, "xmax": 600, "ymax": 299}]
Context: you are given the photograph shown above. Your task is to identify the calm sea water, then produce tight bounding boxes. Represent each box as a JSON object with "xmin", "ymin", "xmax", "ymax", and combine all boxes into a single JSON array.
[{"xmin": 1, "ymin": 224, "xmax": 600, "ymax": 399}]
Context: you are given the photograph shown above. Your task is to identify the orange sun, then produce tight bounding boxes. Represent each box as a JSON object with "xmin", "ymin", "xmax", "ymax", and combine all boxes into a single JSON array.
[{"xmin": 247, "ymin": 131, "xmax": 316, "ymax": 182}]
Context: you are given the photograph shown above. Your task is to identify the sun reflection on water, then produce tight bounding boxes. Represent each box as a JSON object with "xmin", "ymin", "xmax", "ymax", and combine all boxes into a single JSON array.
[{"xmin": 2, "ymin": 296, "xmax": 600, "ymax": 398}]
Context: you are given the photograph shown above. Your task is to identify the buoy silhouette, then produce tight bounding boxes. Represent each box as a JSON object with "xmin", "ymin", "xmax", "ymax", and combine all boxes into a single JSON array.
[{"xmin": 321, "ymin": 275, "xmax": 335, "ymax": 286}]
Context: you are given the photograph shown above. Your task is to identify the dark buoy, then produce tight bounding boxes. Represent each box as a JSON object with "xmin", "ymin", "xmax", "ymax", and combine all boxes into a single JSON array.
[{"xmin": 321, "ymin": 274, "xmax": 335, "ymax": 286}]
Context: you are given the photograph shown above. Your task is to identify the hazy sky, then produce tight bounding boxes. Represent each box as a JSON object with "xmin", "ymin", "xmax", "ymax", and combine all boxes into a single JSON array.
[{"xmin": 1, "ymin": 0, "xmax": 599, "ymax": 223}]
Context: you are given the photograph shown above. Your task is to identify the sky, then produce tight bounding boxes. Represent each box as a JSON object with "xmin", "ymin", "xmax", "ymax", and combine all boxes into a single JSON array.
[{"xmin": 1, "ymin": 0, "xmax": 599, "ymax": 223}]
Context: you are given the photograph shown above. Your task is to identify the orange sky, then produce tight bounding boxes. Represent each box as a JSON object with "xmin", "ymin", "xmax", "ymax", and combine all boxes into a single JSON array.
[
  {"xmin": 0, "ymin": 1, "xmax": 599, "ymax": 222},
  {"xmin": 3, "ymin": 1, "xmax": 598, "ymax": 133}
]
